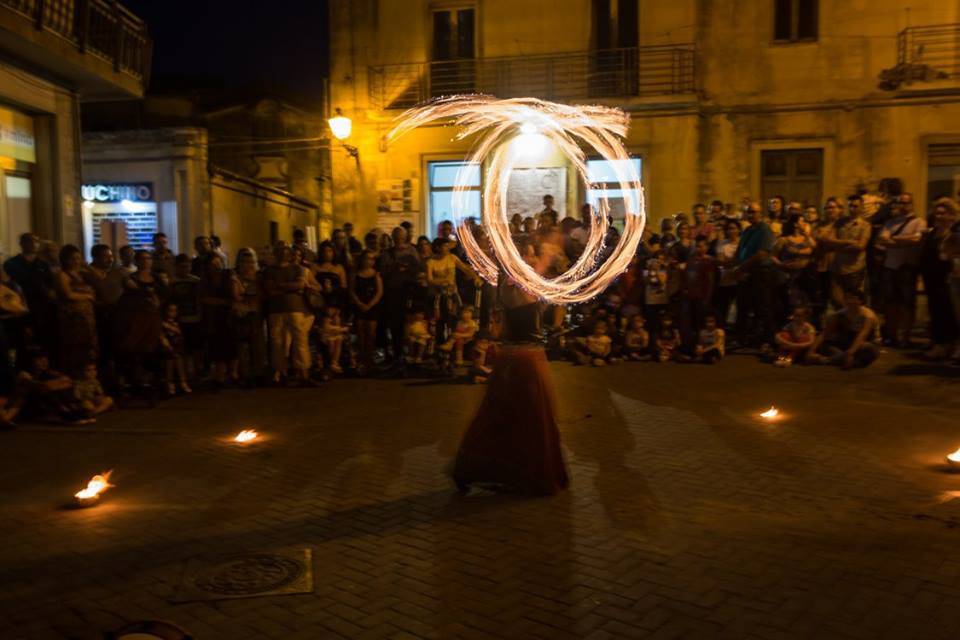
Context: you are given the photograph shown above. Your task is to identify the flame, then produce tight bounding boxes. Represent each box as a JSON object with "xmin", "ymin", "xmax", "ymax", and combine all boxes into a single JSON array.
[
  {"xmin": 760, "ymin": 407, "xmax": 779, "ymax": 419},
  {"xmin": 234, "ymin": 429, "xmax": 258, "ymax": 443},
  {"xmin": 74, "ymin": 470, "xmax": 113, "ymax": 500},
  {"xmin": 947, "ymin": 447, "xmax": 960, "ymax": 463},
  {"xmin": 388, "ymin": 96, "xmax": 646, "ymax": 304}
]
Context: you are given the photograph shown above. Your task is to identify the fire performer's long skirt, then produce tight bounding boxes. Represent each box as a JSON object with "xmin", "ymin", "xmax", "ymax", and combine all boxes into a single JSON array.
[{"xmin": 453, "ymin": 344, "xmax": 569, "ymax": 495}]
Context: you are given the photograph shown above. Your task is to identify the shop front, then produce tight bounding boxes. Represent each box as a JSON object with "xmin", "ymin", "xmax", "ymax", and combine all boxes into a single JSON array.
[
  {"xmin": 80, "ymin": 182, "xmax": 160, "ymax": 251},
  {"xmin": 0, "ymin": 104, "xmax": 36, "ymax": 258}
]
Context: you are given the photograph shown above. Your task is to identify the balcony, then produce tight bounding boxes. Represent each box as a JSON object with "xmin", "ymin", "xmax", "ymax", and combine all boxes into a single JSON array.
[
  {"xmin": 368, "ymin": 45, "xmax": 696, "ymax": 111},
  {"xmin": 0, "ymin": 0, "xmax": 151, "ymax": 98},
  {"xmin": 879, "ymin": 23, "xmax": 960, "ymax": 91}
]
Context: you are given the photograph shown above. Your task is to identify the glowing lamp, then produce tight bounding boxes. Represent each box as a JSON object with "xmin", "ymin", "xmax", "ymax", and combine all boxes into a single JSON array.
[
  {"xmin": 234, "ymin": 429, "xmax": 258, "ymax": 443},
  {"xmin": 947, "ymin": 447, "xmax": 960, "ymax": 467},
  {"xmin": 74, "ymin": 470, "xmax": 113, "ymax": 507},
  {"xmin": 760, "ymin": 407, "xmax": 779, "ymax": 420},
  {"xmin": 328, "ymin": 109, "xmax": 352, "ymax": 141}
]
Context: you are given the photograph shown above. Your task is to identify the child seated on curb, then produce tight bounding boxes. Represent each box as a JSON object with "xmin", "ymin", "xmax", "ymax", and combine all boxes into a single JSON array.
[
  {"xmin": 16, "ymin": 350, "xmax": 93, "ymax": 424},
  {"xmin": 693, "ymin": 313, "xmax": 725, "ymax": 364},
  {"xmin": 440, "ymin": 306, "xmax": 479, "ymax": 366},
  {"xmin": 74, "ymin": 362, "xmax": 115, "ymax": 416},
  {"xmin": 774, "ymin": 304, "xmax": 816, "ymax": 367},
  {"xmin": 623, "ymin": 314, "xmax": 650, "ymax": 360},
  {"xmin": 470, "ymin": 330, "xmax": 495, "ymax": 383},
  {"xmin": 406, "ymin": 310, "xmax": 433, "ymax": 363},
  {"xmin": 584, "ymin": 319, "xmax": 616, "ymax": 366},
  {"xmin": 654, "ymin": 315, "xmax": 681, "ymax": 362}
]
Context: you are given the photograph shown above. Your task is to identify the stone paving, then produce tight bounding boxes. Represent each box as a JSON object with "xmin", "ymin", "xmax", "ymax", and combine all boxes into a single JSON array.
[{"xmin": 1, "ymin": 352, "xmax": 960, "ymax": 639}]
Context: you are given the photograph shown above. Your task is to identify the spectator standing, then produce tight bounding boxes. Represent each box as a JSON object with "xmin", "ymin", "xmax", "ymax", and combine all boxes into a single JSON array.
[
  {"xmin": 713, "ymin": 221, "xmax": 741, "ymax": 328},
  {"xmin": 151, "ymin": 232, "xmax": 176, "ymax": 279},
  {"xmin": 232, "ymin": 249, "xmax": 265, "ymax": 384},
  {"xmin": 199, "ymin": 254, "xmax": 238, "ymax": 385},
  {"xmin": 351, "ymin": 250, "xmax": 383, "ymax": 374},
  {"xmin": 821, "ymin": 195, "xmax": 871, "ymax": 308},
  {"xmin": 733, "ymin": 202, "xmax": 778, "ymax": 348},
  {"xmin": 211, "ymin": 235, "xmax": 229, "ymax": 269},
  {"xmin": 343, "ymin": 222, "xmax": 363, "ymax": 258},
  {"xmin": 4, "ymin": 233, "xmax": 54, "ymax": 352},
  {"xmin": 680, "ymin": 238, "xmax": 716, "ymax": 349},
  {"xmin": 264, "ymin": 243, "xmax": 314, "ymax": 386},
  {"xmin": 377, "ymin": 226, "xmax": 421, "ymax": 366},
  {"xmin": 190, "ymin": 236, "xmax": 212, "ymax": 276},
  {"xmin": 315, "ymin": 241, "xmax": 347, "ymax": 311},
  {"xmin": 331, "ymin": 228, "xmax": 354, "ymax": 274},
  {"xmin": 54, "ymin": 245, "xmax": 97, "ymax": 375},
  {"xmin": 919, "ymin": 198, "xmax": 959, "ymax": 359},
  {"xmin": 876, "ymin": 193, "xmax": 925, "ymax": 346},
  {"xmin": 115, "ymin": 251, "xmax": 167, "ymax": 386},
  {"xmin": 691, "ymin": 203, "xmax": 716, "ymax": 243}
]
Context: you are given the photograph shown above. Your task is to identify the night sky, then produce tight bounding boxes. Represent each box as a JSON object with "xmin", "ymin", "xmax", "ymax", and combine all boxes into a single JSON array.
[{"xmin": 124, "ymin": 0, "xmax": 329, "ymax": 105}]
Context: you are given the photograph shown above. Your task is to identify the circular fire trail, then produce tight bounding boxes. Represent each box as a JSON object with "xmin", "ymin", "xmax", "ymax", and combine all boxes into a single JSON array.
[{"xmin": 388, "ymin": 96, "xmax": 646, "ymax": 305}]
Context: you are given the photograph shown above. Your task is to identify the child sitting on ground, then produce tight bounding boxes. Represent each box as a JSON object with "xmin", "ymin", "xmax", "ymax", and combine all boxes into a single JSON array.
[
  {"xmin": 694, "ymin": 313, "xmax": 725, "ymax": 364},
  {"xmin": 16, "ymin": 349, "xmax": 93, "ymax": 424},
  {"xmin": 470, "ymin": 330, "xmax": 495, "ymax": 383},
  {"xmin": 440, "ymin": 306, "xmax": 479, "ymax": 366},
  {"xmin": 774, "ymin": 304, "xmax": 816, "ymax": 367},
  {"xmin": 623, "ymin": 314, "xmax": 650, "ymax": 360},
  {"xmin": 160, "ymin": 302, "xmax": 192, "ymax": 395},
  {"xmin": 319, "ymin": 305, "xmax": 350, "ymax": 374},
  {"xmin": 406, "ymin": 310, "xmax": 433, "ymax": 363},
  {"xmin": 74, "ymin": 362, "xmax": 115, "ymax": 415},
  {"xmin": 580, "ymin": 319, "xmax": 615, "ymax": 366},
  {"xmin": 655, "ymin": 314, "xmax": 681, "ymax": 362}
]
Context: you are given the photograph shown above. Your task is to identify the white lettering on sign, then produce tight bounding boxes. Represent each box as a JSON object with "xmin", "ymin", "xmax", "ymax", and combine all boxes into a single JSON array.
[{"xmin": 81, "ymin": 183, "xmax": 153, "ymax": 203}]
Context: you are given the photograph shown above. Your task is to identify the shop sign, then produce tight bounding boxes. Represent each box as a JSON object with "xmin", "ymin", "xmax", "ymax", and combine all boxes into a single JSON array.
[
  {"xmin": 0, "ymin": 106, "xmax": 35, "ymax": 164},
  {"xmin": 81, "ymin": 183, "xmax": 154, "ymax": 203}
]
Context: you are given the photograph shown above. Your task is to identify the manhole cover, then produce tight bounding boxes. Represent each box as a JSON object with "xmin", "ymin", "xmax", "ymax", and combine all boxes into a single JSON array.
[{"xmin": 171, "ymin": 548, "xmax": 313, "ymax": 603}]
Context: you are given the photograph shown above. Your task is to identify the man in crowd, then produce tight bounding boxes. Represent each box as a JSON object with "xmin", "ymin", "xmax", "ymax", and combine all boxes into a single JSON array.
[
  {"xmin": 190, "ymin": 236, "xmax": 212, "ymax": 276},
  {"xmin": 377, "ymin": 226, "xmax": 420, "ymax": 369},
  {"xmin": 211, "ymin": 235, "xmax": 229, "ymax": 268},
  {"xmin": 264, "ymin": 242, "xmax": 315, "ymax": 386},
  {"xmin": 3, "ymin": 233, "xmax": 54, "ymax": 352},
  {"xmin": 733, "ymin": 201, "xmax": 777, "ymax": 348},
  {"xmin": 821, "ymin": 194, "xmax": 871, "ymax": 307},
  {"xmin": 292, "ymin": 228, "xmax": 317, "ymax": 263},
  {"xmin": 876, "ymin": 192, "xmax": 925, "ymax": 346},
  {"xmin": 342, "ymin": 222, "xmax": 363, "ymax": 258},
  {"xmin": 151, "ymin": 233, "xmax": 176, "ymax": 279},
  {"xmin": 809, "ymin": 289, "xmax": 879, "ymax": 369}
]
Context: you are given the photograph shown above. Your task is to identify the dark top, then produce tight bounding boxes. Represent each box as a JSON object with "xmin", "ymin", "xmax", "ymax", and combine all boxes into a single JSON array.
[
  {"xmin": 3, "ymin": 254, "xmax": 52, "ymax": 309},
  {"xmin": 354, "ymin": 274, "xmax": 379, "ymax": 306}
]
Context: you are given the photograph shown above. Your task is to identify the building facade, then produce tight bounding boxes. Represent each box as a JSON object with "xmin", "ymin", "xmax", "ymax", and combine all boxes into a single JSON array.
[
  {"xmin": 81, "ymin": 95, "xmax": 332, "ymax": 258},
  {"xmin": 328, "ymin": 0, "xmax": 960, "ymax": 237},
  {"xmin": 0, "ymin": 0, "xmax": 149, "ymax": 257}
]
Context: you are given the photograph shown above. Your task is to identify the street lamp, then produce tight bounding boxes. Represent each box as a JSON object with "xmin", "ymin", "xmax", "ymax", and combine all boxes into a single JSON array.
[{"xmin": 328, "ymin": 108, "xmax": 359, "ymax": 166}]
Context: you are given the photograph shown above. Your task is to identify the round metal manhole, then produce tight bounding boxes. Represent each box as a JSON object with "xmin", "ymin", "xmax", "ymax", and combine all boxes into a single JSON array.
[{"xmin": 193, "ymin": 553, "xmax": 305, "ymax": 596}]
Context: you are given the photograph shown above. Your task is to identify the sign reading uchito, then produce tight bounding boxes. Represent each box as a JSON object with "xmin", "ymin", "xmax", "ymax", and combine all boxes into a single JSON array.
[{"xmin": 81, "ymin": 183, "xmax": 153, "ymax": 203}]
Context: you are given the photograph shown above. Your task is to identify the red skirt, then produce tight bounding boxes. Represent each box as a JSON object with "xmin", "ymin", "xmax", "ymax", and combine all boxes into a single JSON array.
[{"xmin": 453, "ymin": 345, "xmax": 569, "ymax": 495}]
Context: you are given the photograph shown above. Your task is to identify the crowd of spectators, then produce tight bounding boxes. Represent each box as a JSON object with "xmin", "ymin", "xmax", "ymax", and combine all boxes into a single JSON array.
[{"xmin": 0, "ymin": 178, "xmax": 957, "ymax": 426}]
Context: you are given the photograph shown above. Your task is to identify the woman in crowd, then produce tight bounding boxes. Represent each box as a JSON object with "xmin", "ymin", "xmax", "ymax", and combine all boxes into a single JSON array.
[
  {"xmin": 351, "ymin": 250, "xmax": 383, "ymax": 374},
  {"xmin": 199, "ymin": 254, "xmax": 238, "ymax": 386},
  {"xmin": 115, "ymin": 250, "xmax": 167, "ymax": 386},
  {"xmin": 773, "ymin": 215, "xmax": 816, "ymax": 311},
  {"xmin": 315, "ymin": 241, "xmax": 348, "ymax": 312},
  {"xmin": 920, "ymin": 198, "xmax": 959, "ymax": 359},
  {"xmin": 232, "ymin": 248, "xmax": 265, "ymax": 384},
  {"xmin": 54, "ymin": 244, "xmax": 97, "ymax": 375},
  {"xmin": 713, "ymin": 220, "xmax": 741, "ymax": 328}
]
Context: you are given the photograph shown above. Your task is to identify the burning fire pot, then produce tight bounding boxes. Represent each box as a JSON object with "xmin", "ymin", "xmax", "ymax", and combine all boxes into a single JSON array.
[{"xmin": 73, "ymin": 470, "xmax": 113, "ymax": 508}]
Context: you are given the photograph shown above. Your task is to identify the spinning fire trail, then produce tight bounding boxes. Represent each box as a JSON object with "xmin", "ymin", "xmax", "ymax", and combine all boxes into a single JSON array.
[{"xmin": 388, "ymin": 96, "xmax": 646, "ymax": 305}]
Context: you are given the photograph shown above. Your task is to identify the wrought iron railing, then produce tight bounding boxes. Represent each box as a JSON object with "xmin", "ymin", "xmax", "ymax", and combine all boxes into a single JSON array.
[
  {"xmin": 0, "ymin": 0, "xmax": 151, "ymax": 82},
  {"xmin": 896, "ymin": 24, "xmax": 960, "ymax": 82},
  {"xmin": 369, "ymin": 45, "xmax": 695, "ymax": 110}
]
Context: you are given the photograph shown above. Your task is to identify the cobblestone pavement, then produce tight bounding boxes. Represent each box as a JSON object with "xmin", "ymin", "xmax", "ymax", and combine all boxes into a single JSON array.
[{"xmin": 2, "ymin": 352, "xmax": 960, "ymax": 639}]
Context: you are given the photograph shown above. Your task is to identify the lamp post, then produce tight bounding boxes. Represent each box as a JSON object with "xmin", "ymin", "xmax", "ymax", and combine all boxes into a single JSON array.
[{"xmin": 328, "ymin": 108, "xmax": 359, "ymax": 168}]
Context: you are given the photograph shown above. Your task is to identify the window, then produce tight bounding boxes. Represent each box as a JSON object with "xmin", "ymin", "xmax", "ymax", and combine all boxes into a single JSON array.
[
  {"xmin": 590, "ymin": 0, "xmax": 639, "ymax": 96},
  {"xmin": 430, "ymin": 7, "xmax": 476, "ymax": 96},
  {"xmin": 760, "ymin": 149, "xmax": 823, "ymax": 208},
  {"xmin": 585, "ymin": 157, "xmax": 642, "ymax": 228},
  {"xmin": 427, "ymin": 161, "xmax": 481, "ymax": 237},
  {"xmin": 774, "ymin": 0, "xmax": 817, "ymax": 42},
  {"xmin": 927, "ymin": 144, "xmax": 960, "ymax": 205}
]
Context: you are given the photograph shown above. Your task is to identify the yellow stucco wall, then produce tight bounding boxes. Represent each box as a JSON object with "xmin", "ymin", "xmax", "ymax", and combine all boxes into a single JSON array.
[{"xmin": 329, "ymin": 0, "xmax": 960, "ymax": 237}]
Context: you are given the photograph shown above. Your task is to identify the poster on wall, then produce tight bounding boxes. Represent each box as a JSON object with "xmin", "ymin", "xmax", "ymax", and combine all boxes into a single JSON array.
[
  {"xmin": 506, "ymin": 168, "xmax": 566, "ymax": 219},
  {"xmin": 377, "ymin": 178, "xmax": 420, "ymax": 214}
]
